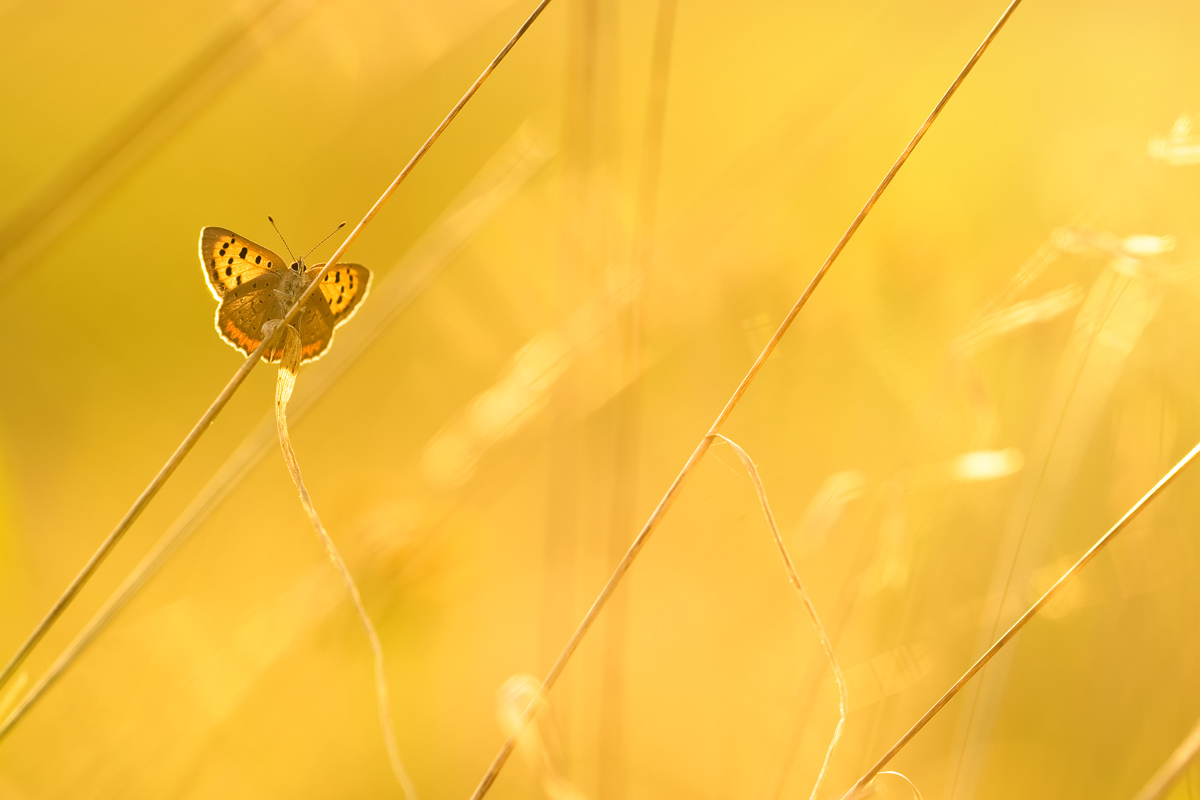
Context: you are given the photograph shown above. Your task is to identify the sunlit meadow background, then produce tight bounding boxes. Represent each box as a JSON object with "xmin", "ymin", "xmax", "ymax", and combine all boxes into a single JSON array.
[{"xmin": 2, "ymin": 0, "xmax": 1200, "ymax": 798}]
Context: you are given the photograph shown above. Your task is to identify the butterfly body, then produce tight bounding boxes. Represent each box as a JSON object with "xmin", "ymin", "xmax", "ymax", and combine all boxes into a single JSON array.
[{"xmin": 199, "ymin": 227, "xmax": 369, "ymax": 363}]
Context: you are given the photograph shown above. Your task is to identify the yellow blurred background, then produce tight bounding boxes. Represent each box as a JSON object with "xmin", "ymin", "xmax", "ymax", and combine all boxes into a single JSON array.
[{"xmin": 2, "ymin": 0, "xmax": 1200, "ymax": 798}]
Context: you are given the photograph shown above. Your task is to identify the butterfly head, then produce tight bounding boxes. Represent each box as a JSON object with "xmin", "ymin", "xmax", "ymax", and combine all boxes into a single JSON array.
[{"xmin": 268, "ymin": 217, "xmax": 346, "ymax": 274}]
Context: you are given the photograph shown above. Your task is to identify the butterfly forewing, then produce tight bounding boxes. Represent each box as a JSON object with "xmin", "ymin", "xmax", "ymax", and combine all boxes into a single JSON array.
[
  {"xmin": 308, "ymin": 263, "xmax": 370, "ymax": 320},
  {"xmin": 200, "ymin": 227, "xmax": 289, "ymax": 300}
]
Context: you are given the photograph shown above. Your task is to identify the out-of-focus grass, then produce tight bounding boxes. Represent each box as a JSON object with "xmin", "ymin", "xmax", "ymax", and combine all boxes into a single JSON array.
[{"xmin": 2, "ymin": 1, "xmax": 1200, "ymax": 799}]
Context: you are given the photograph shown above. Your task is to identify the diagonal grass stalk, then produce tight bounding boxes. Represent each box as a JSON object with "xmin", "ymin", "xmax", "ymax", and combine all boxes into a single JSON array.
[
  {"xmin": 0, "ymin": 0, "xmax": 326, "ymax": 287},
  {"xmin": 947, "ymin": 268, "xmax": 1138, "ymax": 796},
  {"xmin": 0, "ymin": 0, "xmax": 557, "ymax": 700},
  {"xmin": 468, "ymin": 1, "xmax": 1025, "ymax": 796},
  {"xmin": 1131, "ymin": 714, "xmax": 1200, "ymax": 800},
  {"xmin": 0, "ymin": 130, "xmax": 549, "ymax": 744},
  {"xmin": 839, "ymin": 438, "xmax": 1200, "ymax": 799}
]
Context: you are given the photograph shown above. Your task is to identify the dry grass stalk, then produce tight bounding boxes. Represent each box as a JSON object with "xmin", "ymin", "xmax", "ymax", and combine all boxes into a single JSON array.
[
  {"xmin": 838, "ymin": 438, "xmax": 1200, "ymax": 799},
  {"xmin": 0, "ymin": 0, "xmax": 556, "ymax": 702},
  {"xmin": 0, "ymin": 0, "xmax": 325, "ymax": 286},
  {"xmin": 1130, "ymin": 715, "xmax": 1200, "ymax": 800},
  {"xmin": 948, "ymin": 265, "xmax": 1149, "ymax": 794},
  {"xmin": 600, "ymin": 0, "xmax": 678, "ymax": 793},
  {"xmin": 273, "ymin": 324, "xmax": 415, "ymax": 799},
  {"xmin": 467, "ymin": 2, "xmax": 1025, "ymax": 796},
  {"xmin": 711, "ymin": 435, "xmax": 846, "ymax": 800},
  {"xmin": 0, "ymin": 131, "xmax": 549, "ymax": 744}
]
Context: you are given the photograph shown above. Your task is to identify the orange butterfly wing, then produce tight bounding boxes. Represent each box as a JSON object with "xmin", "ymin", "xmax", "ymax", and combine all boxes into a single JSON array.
[
  {"xmin": 199, "ymin": 226, "xmax": 288, "ymax": 300},
  {"xmin": 311, "ymin": 263, "xmax": 370, "ymax": 320},
  {"xmin": 215, "ymin": 275, "xmax": 287, "ymax": 360},
  {"xmin": 292, "ymin": 263, "xmax": 371, "ymax": 362}
]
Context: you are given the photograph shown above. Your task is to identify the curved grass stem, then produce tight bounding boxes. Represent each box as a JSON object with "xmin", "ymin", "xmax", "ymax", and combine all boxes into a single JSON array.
[
  {"xmin": 875, "ymin": 770, "xmax": 924, "ymax": 800},
  {"xmin": 712, "ymin": 435, "xmax": 846, "ymax": 800},
  {"xmin": 274, "ymin": 326, "xmax": 416, "ymax": 798}
]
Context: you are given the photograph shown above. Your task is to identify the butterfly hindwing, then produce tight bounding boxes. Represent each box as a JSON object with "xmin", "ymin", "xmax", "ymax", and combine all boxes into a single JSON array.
[
  {"xmin": 296, "ymin": 303, "xmax": 336, "ymax": 362},
  {"xmin": 214, "ymin": 272, "xmax": 287, "ymax": 360},
  {"xmin": 200, "ymin": 226, "xmax": 289, "ymax": 300}
]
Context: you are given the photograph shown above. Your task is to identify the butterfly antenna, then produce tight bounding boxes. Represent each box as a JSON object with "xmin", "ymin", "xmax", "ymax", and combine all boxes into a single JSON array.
[
  {"xmin": 302, "ymin": 222, "xmax": 347, "ymax": 261},
  {"xmin": 267, "ymin": 215, "xmax": 300, "ymax": 264}
]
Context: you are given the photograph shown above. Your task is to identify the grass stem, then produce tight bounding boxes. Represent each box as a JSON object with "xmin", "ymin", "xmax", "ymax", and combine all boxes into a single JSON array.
[
  {"xmin": 1131, "ymin": 714, "xmax": 1200, "ymax": 800},
  {"xmin": 599, "ymin": 1, "xmax": 677, "ymax": 794},
  {"xmin": 0, "ymin": 132, "xmax": 547, "ymax": 744},
  {"xmin": 838, "ymin": 438, "xmax": 1200, "ymax": 799},
  {"xmin": 467, "ymin": 2, "xmax": 1024, "ymax": 796},
  {"xmin": 712, "ymin": 436, "xmax": 846, "ymax": 800},
  {"xmin": 0, "ymin": 0, "xmax": 556, "ymax": 701},
  {"xmin": 274, "ymin": 326, "xmax": 416, "ymax": 798}
]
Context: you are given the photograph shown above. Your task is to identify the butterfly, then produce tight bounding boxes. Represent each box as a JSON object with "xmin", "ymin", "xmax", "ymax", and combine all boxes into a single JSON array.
[{"xmin": 199, "ymin": 226, "xmax": 370, "ymax": 363}]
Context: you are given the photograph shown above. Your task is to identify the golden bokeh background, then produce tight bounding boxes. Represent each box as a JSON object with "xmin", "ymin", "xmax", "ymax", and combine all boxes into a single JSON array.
[{"xmin": 2, "ymin": 0, "xmax": 1200, "ymax": 798}]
